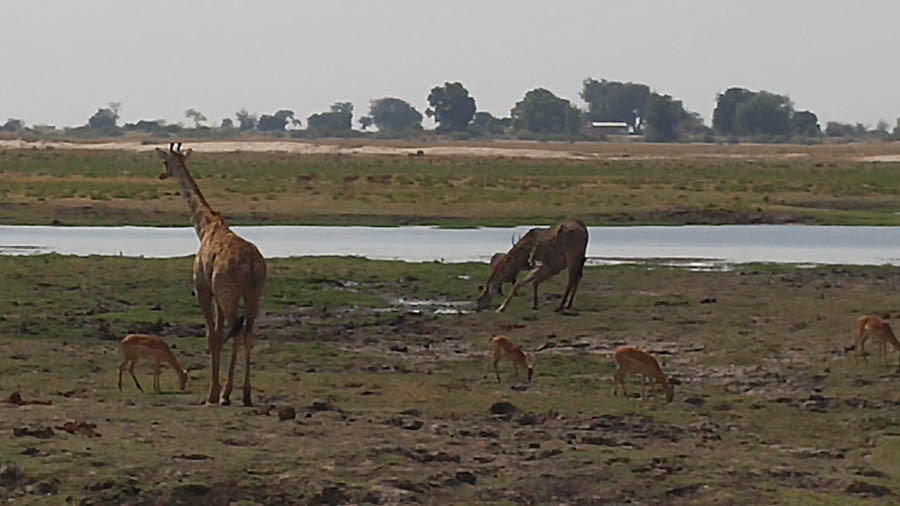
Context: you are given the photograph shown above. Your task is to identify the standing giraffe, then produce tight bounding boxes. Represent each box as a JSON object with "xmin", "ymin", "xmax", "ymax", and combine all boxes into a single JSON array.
[{"xmin": 155, "ymin": 143, "xmax": 267, "ymax": 406}]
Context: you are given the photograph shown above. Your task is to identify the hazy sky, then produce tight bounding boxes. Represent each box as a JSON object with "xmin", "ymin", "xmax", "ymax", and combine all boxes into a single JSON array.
[{"xmin": 2, "ymin": 1, "xmax": 899, "ymax": 129}]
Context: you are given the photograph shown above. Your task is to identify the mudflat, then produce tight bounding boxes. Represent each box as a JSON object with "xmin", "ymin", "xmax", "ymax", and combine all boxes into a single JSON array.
[{"xmin": 0, "ymin": 254, "xmax": 898, "ymax": 504}]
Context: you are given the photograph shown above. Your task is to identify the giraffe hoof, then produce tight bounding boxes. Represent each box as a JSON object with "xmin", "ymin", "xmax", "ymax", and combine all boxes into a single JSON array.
[
  {"xmin": 220, "ymin": 398, "xmax": 231, "ymax": 406},
  {"xmin": 242, "ymin": 398, "xmax": 253, "ymax": 407}
]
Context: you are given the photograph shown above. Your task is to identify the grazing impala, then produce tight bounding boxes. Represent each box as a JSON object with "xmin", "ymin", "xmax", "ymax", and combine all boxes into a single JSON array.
[
  {"xmin": 485, "ymin": 335, "xmax": 534, "ymax": 383},
  {"xmin": 855, "ymin": 315, "xmax": 900, "ymax": 367},
  {"xmin": 118, "ymin": 334, "xmax": 188, "ymax": 393},
  {"xmin": 477, "ymin": 218, "xmax": 588, "ymax": 313},
  {"xmin": 612, "ymin": 346, "xmax": 673, "ymax": 403}
]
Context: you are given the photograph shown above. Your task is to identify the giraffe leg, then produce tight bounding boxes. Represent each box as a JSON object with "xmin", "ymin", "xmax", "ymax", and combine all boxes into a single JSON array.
[
  {"xmin": 207, "ymin": 305, "xmax": 225, "ymax": 405},
  {"xmin": 222, "ymin": 337, "xmax": 239, "ymax": 405},
  {"xmin": 195, "ymin": 282, "xmax": 221, "ymax": 404},
  {"xmin": 217, "ymin": 292, "xmax": 242, "ymax": 406},
  {"xmin": 241, "ymin": 305, "xmax": 260, "ymax": 407},
  {"xmin": 242, "ymin": 330, "xmax": 254, "ymax": 406}
]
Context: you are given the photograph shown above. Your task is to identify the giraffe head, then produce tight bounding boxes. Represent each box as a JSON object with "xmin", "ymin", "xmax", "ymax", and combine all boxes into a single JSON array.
[{"xmin": 155, "ymin": 142, "xmax": 192, "ymax": 180}]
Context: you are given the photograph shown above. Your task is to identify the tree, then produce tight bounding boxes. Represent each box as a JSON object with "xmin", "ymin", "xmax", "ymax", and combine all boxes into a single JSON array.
[
  {"xmin": 184, "ymin": 109, "xmax": 207, "ymax": 128},
  {"xmin": 0, "ymin": 118, "xmax": 24, "ymax": 132},
  {"xmin": 359, "ymin": 116, "xmax": 373, "ymax": 131},
  {"xmin": 87, "ymin": 107, "xmax": 119, "ymax": 129},
  {"xmin": 510, "ymin": 88, "xmax": 582, "ymax": 134},
  {"xmin": 258, "ymin": 109, "xmax": 296, "ymax": 132},
  {"xmin": 643, "ymin": 93, "xmax": 685, "ymax": 142},
  {"xmin": 307, "ymin": 102, "xmax": 353, "ymax": 135},
  {"xmin": 471, "ymin": 111, "xmax": 509, "ymax": 135},
  {"xmin": 426, "ymin": 82, "xmax": 476, "ymax": 132},
  {"xmin": 368, "ymin": 97, "xmax": 423, "ymax": 132},
  {"xmin": 712, "ymin": 87, "xmax": 754, "ymax": 134},
  {"xmin": 733, "ymin": 91, "xmax": 792, "ymax": 136},
  {"xmin": 580, "ymin": 78, "xmax": 650, "ymax": 133},
  {"xmin": 894, "ymin": 117, "xmax": 900, "ymax": 140},
  {"xmin": 235, "ymin": 109, "xmax": 258, "ymax": 130},
  {"xmin": 791, "ymin": 110, "xmax": 820, "ymax": 137},
  {"xmin": 220, "ymin": 118, "xmax": 234, "ymax": 129}
]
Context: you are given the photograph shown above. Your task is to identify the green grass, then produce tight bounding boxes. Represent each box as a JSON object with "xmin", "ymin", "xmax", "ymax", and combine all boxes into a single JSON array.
[
  {"xmin": 3, "ymin": 144, "xmax": 900, "ymax": 226},
  {"xmin": 2, "ymin": 255, "xmax": 900, "ymax": 502}
]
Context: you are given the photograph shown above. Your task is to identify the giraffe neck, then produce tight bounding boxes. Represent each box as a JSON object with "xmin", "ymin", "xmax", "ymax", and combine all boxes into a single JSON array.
[{"xmin": 171, "ymin": 163, "xmax": 218, "ymax": 239}]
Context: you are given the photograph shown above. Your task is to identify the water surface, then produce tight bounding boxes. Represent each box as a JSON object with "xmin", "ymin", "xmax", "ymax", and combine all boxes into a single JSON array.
[{"xmin": 1, "ymin": 225, "xmax": 899, "ymax": 267}]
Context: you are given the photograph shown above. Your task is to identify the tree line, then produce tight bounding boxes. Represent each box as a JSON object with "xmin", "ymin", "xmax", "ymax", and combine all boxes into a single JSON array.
[{"xmin": 4, "ymin": 79, "xmax": 900, "ymax": 143}]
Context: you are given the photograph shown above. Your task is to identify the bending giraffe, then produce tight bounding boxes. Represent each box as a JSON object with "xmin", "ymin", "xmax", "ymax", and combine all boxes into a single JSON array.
[{"xmin": 156, "ymin": 143, "xmax": 267, "ymax": 406}]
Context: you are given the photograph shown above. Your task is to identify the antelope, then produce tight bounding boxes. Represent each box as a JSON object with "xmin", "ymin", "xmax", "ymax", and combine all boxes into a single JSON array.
[
  {"xmin": 477, "ymin": 218, "xmax": 588, "ymax": 313},
  {"xmin": 118, "ymin": 334, "xmax": 188, "ymax": 393},
  {"xmin": 612, "ymin": 346, "xmax": 673, "ymax": 403},
  {"xmin": 855, "ymin": 315, "xmax": 900, "ymax": 367},
  {"xmin": 485, "ymin": 335, "xmax": 534, "ymax": 383}
]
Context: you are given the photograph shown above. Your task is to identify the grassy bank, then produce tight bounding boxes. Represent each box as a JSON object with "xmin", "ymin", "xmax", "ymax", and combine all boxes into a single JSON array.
[
  {"xmin": 2, "ymin": 142, "xmax": 900, "ymax": 227},
  {"xmin": 1, "ymin": 254, "xmax": 899, "ymax": 503}
]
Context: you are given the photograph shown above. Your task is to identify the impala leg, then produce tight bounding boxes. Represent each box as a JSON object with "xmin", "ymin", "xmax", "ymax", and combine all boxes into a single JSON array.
[
  {"xmin": 129, "ymin": 360, "xmax": 143, "ymax": 392},
  {"xmin": 118, "ymin": 359, "xmax": 128, "ymax": 391},
  {"xmin": 153, "ymin": 361, "xmax": 161, "ymax": 392}
]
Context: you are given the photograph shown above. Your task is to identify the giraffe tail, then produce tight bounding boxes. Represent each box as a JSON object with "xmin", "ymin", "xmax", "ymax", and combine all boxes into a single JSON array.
[{"xmin": 222, "ymin": 316, "xmax": 246, "ymax": 343}]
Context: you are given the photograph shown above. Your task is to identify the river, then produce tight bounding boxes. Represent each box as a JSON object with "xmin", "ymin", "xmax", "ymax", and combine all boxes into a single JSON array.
[{"xmin": 2, "ymin": 225, "xmax": 899, "ymax": 268}]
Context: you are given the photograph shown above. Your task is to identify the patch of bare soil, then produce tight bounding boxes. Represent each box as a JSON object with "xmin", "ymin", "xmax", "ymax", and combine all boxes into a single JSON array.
[
  {"xmin": 4, "ymin": 265, "xmax": 900, "ymax": 503},
  {"xmin": 0, "ymin": 139, "xmax": 819, "ymax": 162}
]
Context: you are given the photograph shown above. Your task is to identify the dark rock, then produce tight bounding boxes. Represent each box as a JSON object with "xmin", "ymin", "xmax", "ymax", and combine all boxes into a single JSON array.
[
  {"xmin": 666, "ymin": 483, "xmax": 702, "ymax": 497},
  {"xmin": 37, "ymin": 482, "xmax": 58, "ymax": 495},
  {"xmin": 455, "ymin": 471, "xmax": 476, "ymax": 485},
  {"xmin": 311, "ymin": 400, "xmax": 334, "ymax": 412},
  {"xmin": 846, "ymin": 481, "xmax": 892, "ymax": 496},
  {"xmin": 277, "ymin": 406, "xmax": 296, "ymax": 421},
  {"xmin": 489, "ymin": 401, "xmax": 519, "ymax": 415},
  {"xmin": 582, "ymin": 436, "xmax": 616, "ymax": 446},
  {"xmin": 313, "ymin": 485, "xmax": 348, "ymax": 505},
  {"xmin": 683, "ymin": 397, "xmax": 705, "ymax": 407},
  {"xmin": 516, "ymin": 412, "xmax": 542, "ymax": 425},
  {"xmin": 175, "ymin": 483, "xmax": 211, "ymax": 496},
  {"xmin": 394, "ymin": 480, "xmax": 423, "ymax": 493},
  {"xmin": 403, "ymin": 420, "xmax": 424, "ymax": 431},
  {"xmin": 389, "ymin": 345, "xmax": 408, "ymax": 353},
  {"xmin": 12, "ymin": 426, "xmax": 54, "ymax": 439},
  {"xmin": 0, "ymin": 464, "xmax": 19, "ymax": 488},
  {"xmin": 399, "ymin": 408, "xmax": 421, "ymax": 417},
  {"xmin": 86, "ymin": 480, "xmax": 115, "ymax": 491},
  {"xmin": 362, "ymin": 491, "xmax": 380, "ymax": 504}
]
